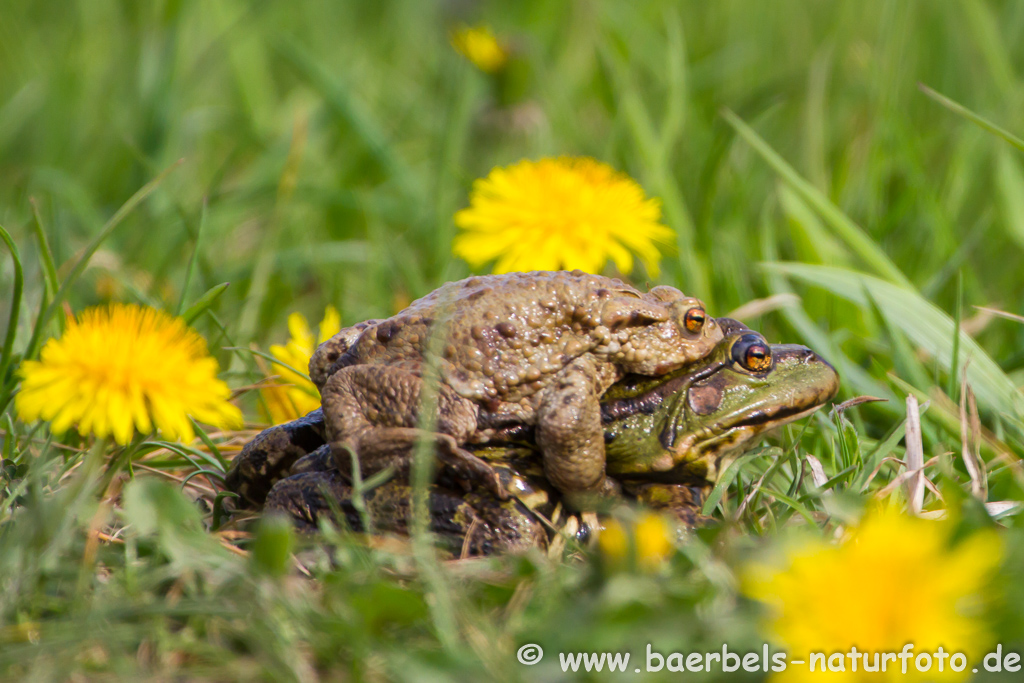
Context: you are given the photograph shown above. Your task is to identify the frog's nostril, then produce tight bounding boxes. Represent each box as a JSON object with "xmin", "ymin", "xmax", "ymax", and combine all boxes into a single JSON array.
[{"xmin": 788, "ymin": 347, "xmax": 814, "ymax": 361}]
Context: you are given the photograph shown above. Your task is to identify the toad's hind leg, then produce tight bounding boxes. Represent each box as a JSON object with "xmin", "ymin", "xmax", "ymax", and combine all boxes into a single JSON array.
[
  {"xmin": 535, "ymin": 356, "xmax": 617, "ymax": 504},
  {"xmin": 320, "ymin": 363, "xmax": 506, "ymax": 499}
]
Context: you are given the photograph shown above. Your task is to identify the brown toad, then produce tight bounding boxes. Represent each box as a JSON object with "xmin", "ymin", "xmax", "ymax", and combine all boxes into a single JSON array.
[{"xmin": 309, "ymin": 270, "xmax": 722, "ymax": 507}]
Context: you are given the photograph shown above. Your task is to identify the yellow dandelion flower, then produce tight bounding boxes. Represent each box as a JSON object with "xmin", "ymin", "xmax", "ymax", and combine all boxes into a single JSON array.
[
  {"xmin": 453, "ymin": 157, "xmax": 674, "ymax": 277},
  {"xmin": 743, "ymin": 510, "xmax": 1003, "ymax": 682},
  {"xmin": 597, "ymin": 517, "xmax": 629, "ymax": 561},
  {"xmin": 261, "ymin": 307, "xmax": 341, "ymax": 424},
  {"xmin": 450, "ymin": 24, "xmax": 508, "ymax": 74},
  {"xmin": 15, "ymin": 304, "xmax": 243, "ymax": 446},
  {"xmin": 598, "ymin": 512, "xmax": 675, "ymax": 572}
]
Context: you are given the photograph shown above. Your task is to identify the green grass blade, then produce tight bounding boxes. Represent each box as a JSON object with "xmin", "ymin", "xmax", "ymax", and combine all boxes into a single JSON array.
[
  {"xmin": 864, "ymin": 288, "xmax": 931, "ymax": 392},
  {"xmin": 175, "ymin": 200, "xmax": 207, "ymax": 317},
  {"xmin": 767, "ymin": 262, "xmax": 1023, "ymax": 416},
  {"xmin": 701, "ymin": 451, "xmax": 762, "ymax": 516},
  {"xmin": 2, "ymin": 413, "xmax": 14, "ymax": 462},
  {"xmin": 141, "ymin": 441, "xmax": 225, "ymax": 473},
  {"xmin": 0, "ymin": 224, "xmax": 24, "ymax": 400},
  {"xmin": 225, "ymin": 347, "xmax": 311, "ymax": 384},
  {"xmin": 29, "ymin": 199, "xmax": 59, "ymax": 302},
  {"xmin": 188, "ymin": 418, "xmax": 228, "ymax": 473},
  {"xmin": 182, "ymin": 282, "xmax": 230, "ymax": 326},
  {"xmin": 764, "ymin": 489, "xmax": 819, "ymax": 527},
  {"xmin": 777, "ymin": 184, "xmax": 850, "ymax": 266},
  {"xmin": 995, "ymin": 148, "xmax": 1024, "ymax": 250},
  {"xmin": 948, "ymin": 271, "xmax": 963, "ymax": 402},
  {"xmin": 723, "ymin": 109, "xmax": 913, "ymax": 288},
  {"xmin": 855, "ymin": 418, "xmax": 907, "ymax": 490},
  {"xmin": 180, "ymin": 469, "xmax": 226, "ymax": 488},
  {"xmin": 919, "ymin": 84, "xmax": 1024, "ymax": 154},
  {"xmin": 659, "ymin": 8, "xmax": 687, "ymax": 153},
  {"xmin": 960, "ymin": 0, "xmax": 1016, "ymax": 93}
]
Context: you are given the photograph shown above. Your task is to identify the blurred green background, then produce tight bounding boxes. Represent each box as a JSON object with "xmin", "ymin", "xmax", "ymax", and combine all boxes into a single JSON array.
[
  {"xmin": 3, "ymin": 1, "xmax": 1024, "ymax": 374},
  {"xmin": 4, "ymin": 1, "xmax": 1024, "ymax": 679}
]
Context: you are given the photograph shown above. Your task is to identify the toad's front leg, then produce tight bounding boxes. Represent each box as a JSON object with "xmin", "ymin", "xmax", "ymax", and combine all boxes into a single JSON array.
[{"xmin": 535, "ymin": 356, "xmax": 620, "ymax": 508}]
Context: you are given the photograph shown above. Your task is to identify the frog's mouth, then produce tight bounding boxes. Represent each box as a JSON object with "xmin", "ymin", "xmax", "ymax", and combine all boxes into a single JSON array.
[
  {"xmin": 703, "ymin": 403, "xmax": 827, "ymax": 450},
  {"xmin": 643, "ymin": 403, "xmax": 831, "ymax": 485},
  {"xmin": 729, "ymin": 402, "xmax": 827, "ymax": 432}
]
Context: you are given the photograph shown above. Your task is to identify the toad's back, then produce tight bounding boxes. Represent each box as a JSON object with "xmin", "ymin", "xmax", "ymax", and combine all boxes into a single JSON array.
[{"xmin": 332, "ymin": 271, "xmax": 668, "ymax": 401}]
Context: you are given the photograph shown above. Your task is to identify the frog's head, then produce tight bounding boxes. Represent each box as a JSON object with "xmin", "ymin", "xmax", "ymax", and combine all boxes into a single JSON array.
[{"xmin": 602, "ymin": 320, "xmax": 839, "ymax": 485}]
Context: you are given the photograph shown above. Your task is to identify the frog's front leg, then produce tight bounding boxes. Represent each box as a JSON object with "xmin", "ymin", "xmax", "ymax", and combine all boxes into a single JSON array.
[
  {"xmin": 225, "ymin": 409, "xmax": 327, "ymax": 507},
  {"xmin": 320, "ymin": 362, "xmax": 506, "ymax": 499},
  {"xmin": 535, "ymin": 356, "xmax": 619, "ymax": 507}
]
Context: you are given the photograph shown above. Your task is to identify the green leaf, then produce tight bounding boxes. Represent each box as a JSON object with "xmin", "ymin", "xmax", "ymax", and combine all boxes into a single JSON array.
[
  {"xmin": 188, "ymin": 417, "xmax": 228, "ymax": 472},
  {"xmin": 948, "ymin": 272, "xmax": 963, "ymax": 402},
  {"xmin": 766, "ymin": 263, "xmax": 1023, "ymax": 417},
  {"xmin": 250, "ymin": 514, "xmax": 295, "ymax": 578},
  {"xmin": 141, "ymin": 440, "xmax": 226, "ymax": 473},
  {"xmin": 833, "ymin": 411, "xmax": 861, "ymax": 471},
  {"xmin": 122, "ymin": 478, "xmax": 230, "ymax": 568},
  {"xmin": 769, "ymin": 489, "xmax": 820, "ymax": 526}
]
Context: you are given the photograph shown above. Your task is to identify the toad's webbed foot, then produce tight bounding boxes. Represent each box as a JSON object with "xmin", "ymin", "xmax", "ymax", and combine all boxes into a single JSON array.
[
  {"xmin": 290, "ymin": 443, "xmax": 333, "ymax": 477},
  {"xmin": 225, "ymin": 409, "xmax": 327, "ymax": 507}
]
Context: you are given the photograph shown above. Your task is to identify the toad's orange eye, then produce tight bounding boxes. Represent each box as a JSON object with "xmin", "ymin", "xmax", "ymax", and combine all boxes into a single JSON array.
[
  {"xmin": 684, "ymin": 308, "xmax": 706, "ymax": 334},
  {"xmin": 732, "ymin": 334, "xmax": 772, "ymax": 372}
]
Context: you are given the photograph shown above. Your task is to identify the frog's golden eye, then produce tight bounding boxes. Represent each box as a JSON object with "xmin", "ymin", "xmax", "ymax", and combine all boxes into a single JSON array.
[
  {"xmin": 683, "ymin": 307, "xmax": 706, "ymax": 334},
  {"xmin": 732, "ymin": 334, "xmax": 772, "ymax": 372}
]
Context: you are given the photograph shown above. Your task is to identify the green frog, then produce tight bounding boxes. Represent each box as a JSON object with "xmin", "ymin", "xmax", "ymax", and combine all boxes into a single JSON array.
[{"xmin": 226, "ymin": 321, "xmax": 839, "ymax": 555}]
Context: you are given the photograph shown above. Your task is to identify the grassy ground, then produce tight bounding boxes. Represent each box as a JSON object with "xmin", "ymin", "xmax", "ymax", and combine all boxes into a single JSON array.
[{"xmin": 3, "ymin": 0, "xmax": 1024, "ymax": 680}]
